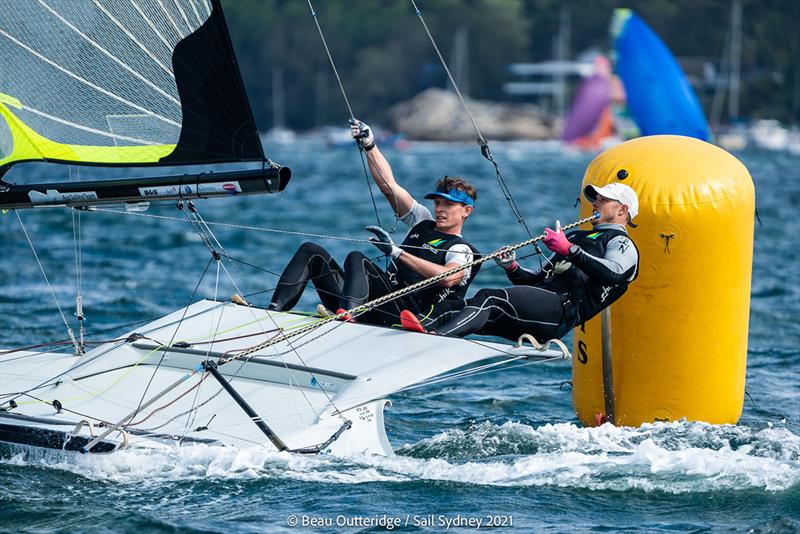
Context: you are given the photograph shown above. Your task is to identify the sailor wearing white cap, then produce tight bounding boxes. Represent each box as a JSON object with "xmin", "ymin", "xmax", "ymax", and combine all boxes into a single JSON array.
[{"xmin": 406, "ymin": 182, "xmax": 640, "ymax": 343}]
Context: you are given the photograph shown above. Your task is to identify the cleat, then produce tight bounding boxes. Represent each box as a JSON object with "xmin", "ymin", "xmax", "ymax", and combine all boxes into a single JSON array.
[
  {"xmin": 335, "ymin": 308, "xmax": 355, "ymax": 323},
  {"xmin": 316, "ymin": 304, "xmax": 334, "ymax": 317},
  {"xmin": 231, "ymin": 293, "xmax": 249, "ymax": 306},
  {"xmin": 400, "ymin": 310, "xmax": 426, "ymax": 333}
]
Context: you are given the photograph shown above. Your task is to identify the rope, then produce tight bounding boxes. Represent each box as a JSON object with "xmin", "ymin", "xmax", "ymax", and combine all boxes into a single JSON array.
[
  {"xmin": 306, "ymin": 0, "xmax": 354, "ymax": 120},
  {"xmin": 222, "ymin": 214, "xmax": 597, "ymax": 364},
  {"xmin": 410, "ymin": 0, "xmax": 483, "ymax": 141},
  {"xmin": 89, "ymin": 208, "xmax": 473, "ymax": 256},
  {"xmin": 409, "ymin": 0, "xmax": 533, "ymax": 240},
  {"xmin": 305, "ymin": 0, "xmax": 385, "ymax": 230},
  {"xmin": 128, "ymin": 255, "xmax": 213, "ymax": 424},
  {"xmin": 179, "ymin": 202, "xmax": 350, "ymax": 426},
  {"xmin": 69, "ymin": 166, "xmax": 86, "ymax": 353}
]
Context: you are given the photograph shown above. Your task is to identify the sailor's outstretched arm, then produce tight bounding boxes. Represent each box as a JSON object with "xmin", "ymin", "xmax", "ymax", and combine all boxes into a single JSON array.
[
  {"xmin": 351, "ymin": 119, "xmax": 415, "ymax": 216},
  {"xmin": 568, "ymin": 235, "xmax": 638, "ymax": 284},
  {"xmin": 364, "ymin": 145, "xmax": 415, "ymax": 216},
  {"xmin": 396, "ymin": 253, "xmax": 466, "ymax": 288},
  {"xmin": 494, "ymin": 247, "xmax": 547, "ymax": 286},
  {"xmin": 505, "ymin": 263, "xmax": 547, "ymax": 286}
]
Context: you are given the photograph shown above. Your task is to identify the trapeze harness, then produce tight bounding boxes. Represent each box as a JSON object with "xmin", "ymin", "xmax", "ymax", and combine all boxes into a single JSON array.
[
  {"xmin": 436, "ymin": 224, "xmax": 639, "ymax": 341},
  {"xmin": 268, "ymin": 219, "xmax": 480, "ymax": 327}
]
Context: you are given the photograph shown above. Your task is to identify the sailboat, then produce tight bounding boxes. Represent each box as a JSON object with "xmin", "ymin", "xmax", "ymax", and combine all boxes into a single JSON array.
[
  {"xmin": 0, "ymin": 0, "xmax": 566, "ymax": 456},
  {"xmin": 560, "ymin": 55, "xmax": 618, "ymax": 150}
]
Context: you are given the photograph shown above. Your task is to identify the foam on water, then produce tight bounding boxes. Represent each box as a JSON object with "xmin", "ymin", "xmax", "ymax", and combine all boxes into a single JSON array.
[{"xmin": 3, "ymin": 420, "xmax": 797, "ymax": 493}]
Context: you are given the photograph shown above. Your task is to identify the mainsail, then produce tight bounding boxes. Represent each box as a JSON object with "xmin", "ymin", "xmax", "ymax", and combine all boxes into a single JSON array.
[{"xmin": 0, "ymin": 0, "xmax": 264, "ymax": 176}]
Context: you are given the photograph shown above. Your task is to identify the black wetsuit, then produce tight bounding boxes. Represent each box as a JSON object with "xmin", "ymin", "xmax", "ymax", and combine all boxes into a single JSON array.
[
  {"xmin": 268, "ymin": 217, "xmax": 480, "ymax": 327},
  {"xmin": 435, "ymin": 223, "xmax": 639, "ymax": 342}
]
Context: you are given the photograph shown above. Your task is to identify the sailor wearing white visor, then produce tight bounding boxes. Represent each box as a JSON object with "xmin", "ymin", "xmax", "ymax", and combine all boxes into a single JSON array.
[
  {"xmin": 403, "ymin": 182, "xmax": 640, "ymax": 343},
  {"xmin": 268, "ymin": 119, "xmax": 480, "ymax": 328}
]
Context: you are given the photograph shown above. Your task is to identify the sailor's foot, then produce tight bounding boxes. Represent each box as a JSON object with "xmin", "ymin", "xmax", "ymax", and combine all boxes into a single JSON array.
[
  {"xmin": 335, "ymin": 308, "xmax": 355, "ymax": 323},
  {"xmin": 400, "ymin": 309, "xmax": 426, "ymax": 333},
  {"xmin": 316, "ymin": 304, "xmax": 334, "ymax": 317},
  {"xmin": 231, "ymin": 293, "xmax": 250, "ymax": 306}
]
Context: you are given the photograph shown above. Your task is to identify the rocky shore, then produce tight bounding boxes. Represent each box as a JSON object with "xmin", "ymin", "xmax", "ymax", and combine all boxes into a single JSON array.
[{"xmin": 388, "ymin": 88, "xmax": 554, "ymax": 141}]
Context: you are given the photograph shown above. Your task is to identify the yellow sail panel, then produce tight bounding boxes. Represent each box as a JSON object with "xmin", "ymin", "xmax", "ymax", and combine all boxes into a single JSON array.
[{"xmin": 0, "ymin": 96, "xmax": 174, "ymax": 168}]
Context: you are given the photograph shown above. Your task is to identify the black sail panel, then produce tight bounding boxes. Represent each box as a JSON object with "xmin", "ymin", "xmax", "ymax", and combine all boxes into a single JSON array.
[{"xmin": 160, "ymin": 0, "xmax": 264, "ymax": 164}]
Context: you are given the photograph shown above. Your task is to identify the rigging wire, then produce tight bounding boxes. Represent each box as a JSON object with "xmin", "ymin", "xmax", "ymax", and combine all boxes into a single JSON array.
[
  {"xmin": 181, "ymin": 259, "xmax": 224, "ymax": 436},
  {"xmin": 69, "ymin": 166, "xmax": 86, "ymax": 353},
  {"xmin": 178, "ymin": 201, "xmax": 349, "ymax": 426},
  {"xmin": 88, "ymin": 207, "xmax": 472, "ymax": 257},
  {"xmin": 14, "ymin": 211, "xmax": 81, "ymax": 355},
  {"xmin": 305, "ymin": 0, "xmax": 383, "ymax": 229},
  {"xmin": 129, "ymin": 254, "xmax": 214, "ymax": 425},
  {"xmin": 219, "ymin": 214, "xmax": 597, "ymax": 363},
  {"xmin": 409, "ymin": 0, "xmax": 546, "ymax": 265}
]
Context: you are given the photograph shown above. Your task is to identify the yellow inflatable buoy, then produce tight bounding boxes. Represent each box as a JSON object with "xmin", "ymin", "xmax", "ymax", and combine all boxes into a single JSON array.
[{"xmin": 572, "ymin": 135, "xmax": 754, "ymax": 426}]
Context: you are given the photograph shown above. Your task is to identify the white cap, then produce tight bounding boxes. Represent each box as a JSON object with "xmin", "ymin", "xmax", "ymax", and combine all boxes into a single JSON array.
[{"xmin": 583, "ymin": 182, "xmax": 639, "ymax": 223}]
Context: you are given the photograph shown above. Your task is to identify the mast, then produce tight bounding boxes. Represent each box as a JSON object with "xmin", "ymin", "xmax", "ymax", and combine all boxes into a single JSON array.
[
  {"xmin": 554, "ymin": 6, "xmax": 572, "ymax": 119},
  {"xmin": 729, "ymin": 0, "xmax": 743, "ymax": 120}
]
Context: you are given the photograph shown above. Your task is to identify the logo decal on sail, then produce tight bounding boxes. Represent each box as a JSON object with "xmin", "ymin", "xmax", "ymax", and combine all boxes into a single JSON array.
[{"xmin": 138, "ymin": 181, "xmax": 242, "ymax": 198}]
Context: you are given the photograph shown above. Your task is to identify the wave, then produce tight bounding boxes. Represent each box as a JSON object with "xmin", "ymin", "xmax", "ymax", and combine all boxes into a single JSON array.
[{"xmin": 2, "ymin": 420, "xmax": 797, "ymax": 494}]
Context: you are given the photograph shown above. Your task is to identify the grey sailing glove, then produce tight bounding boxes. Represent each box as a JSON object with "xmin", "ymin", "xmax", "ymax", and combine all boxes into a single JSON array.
[
  {"xmin": 350, "ymin": 118, "xmax": 375, "ymax": 150},
  {"xmin": 366, "ymin": 225, "xmax": 402, "ymax": 258},
  {"xmin": 493, "ymin": 247, "xmax": 518, "ymax": 272}
]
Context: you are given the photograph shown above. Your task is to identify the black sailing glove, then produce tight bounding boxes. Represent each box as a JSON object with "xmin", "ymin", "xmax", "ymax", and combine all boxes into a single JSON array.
[{"xmin": 366, "ymin": 226, "xmax": 403, "ymax": 258}]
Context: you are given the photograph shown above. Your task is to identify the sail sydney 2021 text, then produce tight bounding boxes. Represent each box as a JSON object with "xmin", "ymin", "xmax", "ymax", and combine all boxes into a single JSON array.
[{"xmin": 287, "ymin": 513, "xmax": 513, "ymax": 529}]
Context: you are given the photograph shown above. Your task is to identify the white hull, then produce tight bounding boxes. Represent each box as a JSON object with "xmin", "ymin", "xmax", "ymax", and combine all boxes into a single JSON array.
[{"xmin": 1, "ymin": 300, "xmax": 564, "ymax": 456}]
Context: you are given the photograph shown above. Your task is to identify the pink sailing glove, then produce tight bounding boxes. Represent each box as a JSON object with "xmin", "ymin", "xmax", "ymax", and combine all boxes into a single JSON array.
[{"xmin": 544, "ymin": 226, "xmax": 572, "ymax": 256}]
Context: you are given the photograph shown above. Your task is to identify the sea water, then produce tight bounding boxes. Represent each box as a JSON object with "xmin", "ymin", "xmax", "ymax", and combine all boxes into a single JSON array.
[{"xmin": 0, "ymin": 140, "xmax": 798, "ymax": 532}]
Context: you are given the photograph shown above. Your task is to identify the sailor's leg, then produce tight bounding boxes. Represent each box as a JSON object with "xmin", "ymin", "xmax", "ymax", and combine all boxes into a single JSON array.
[
  {"xmin": 269, "ymin": 242, "xmax": 344, "ymax": 311},
  {"xmin": 435, "ymin": 286, "xmax": 565, "ymax": 341},
  {"xmin": 341, "ymin": 252, "xmax": 407, "ymax": 326},
  {"xmin": 417, "ymin": 298, "xmax": 467, "ymax": 330}
]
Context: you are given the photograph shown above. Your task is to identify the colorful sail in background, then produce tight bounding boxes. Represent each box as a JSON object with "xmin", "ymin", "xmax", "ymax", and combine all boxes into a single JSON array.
[
  {"xmin": 611, "ymin": 9, "xmax": 710, "ymax": 141},
  {"xmin": 0, "ymin": 0, "xmax": 264, "ymax": 176},
  {"xmin": 561, "ymin": 56, "xmax": 615, "ymax": 149}
]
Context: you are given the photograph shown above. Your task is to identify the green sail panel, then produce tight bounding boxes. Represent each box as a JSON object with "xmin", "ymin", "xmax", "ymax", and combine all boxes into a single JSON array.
[{"xmin": 0, "ymin": 0, "xmax": 263, "ymax": 175}]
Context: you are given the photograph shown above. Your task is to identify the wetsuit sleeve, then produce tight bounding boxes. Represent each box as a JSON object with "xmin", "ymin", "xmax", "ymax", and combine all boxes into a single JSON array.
[
  {"xmin": 569, "ymin": 235, "xmax": 638, "ymax": 284},
  {"xmin": 506, "ymin": 264, "xmax": 547, "ymax": 286},
  {"xmin": 398, "ymin": 200, "xmax": 433, "ymax": 229}
]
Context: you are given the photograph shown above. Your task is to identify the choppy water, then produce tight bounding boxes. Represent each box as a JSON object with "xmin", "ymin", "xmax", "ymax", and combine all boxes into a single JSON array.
[{"xmin": 1, "ymin": 139, "xmax": 798, "ymax": 533}]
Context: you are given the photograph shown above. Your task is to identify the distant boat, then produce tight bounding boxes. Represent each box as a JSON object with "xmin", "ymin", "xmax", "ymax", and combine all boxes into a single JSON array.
[
  {"xmin": 561, "ymin": 56, "xmax": 619, "ymax": 150},
  {"xmin": 611, "ymin": 9, "xmax": 711, "ymax": 141}
]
